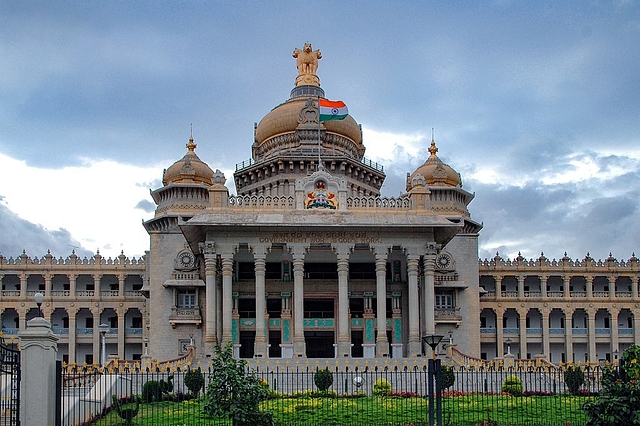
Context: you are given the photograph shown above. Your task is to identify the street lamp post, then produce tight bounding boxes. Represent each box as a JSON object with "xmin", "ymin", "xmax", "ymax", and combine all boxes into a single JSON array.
[
  {"xmin": 34, "ymin": 292, "xmax": 44, "ymax": 318},
  {"xmin": 144, "ymin": 338, "xmax": 149, "ymax": 356},
  {"xmin": 422, "ymin": 334, "xmax": 445, "ymax": 426},
  {"xmin": 98, "ymin": 323, "xmax": 109, "ymax": 365},
  {"xmin": 505, "ymin": 338, "xmax": 512, "ymax": 355}
]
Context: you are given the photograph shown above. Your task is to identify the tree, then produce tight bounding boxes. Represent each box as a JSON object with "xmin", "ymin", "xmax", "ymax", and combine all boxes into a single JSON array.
[
  {"xmin": 202, "ymin": 342, "xmax": 275, "ymax": 426},
  {"xmin": 583, "ymin": 345, "xmax": 640, "ymax": 425}
]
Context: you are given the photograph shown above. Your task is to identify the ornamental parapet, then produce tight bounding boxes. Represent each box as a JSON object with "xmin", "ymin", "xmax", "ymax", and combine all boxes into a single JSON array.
[
  {"xmin": 0, "ymin": 251, "xmax": 145, "ymax": 268},
  {"xmin": 479, "ymin": 252, "xmax": 640, "ymax": 272}
]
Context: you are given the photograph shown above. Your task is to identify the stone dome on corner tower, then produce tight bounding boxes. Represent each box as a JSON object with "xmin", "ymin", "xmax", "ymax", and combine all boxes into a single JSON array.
[
  {"xmin": 162, "ymin": 135, "xmax": 214, "ymax": 186},
  {"xmin": 252, "ymin": 43, "xmax": 364, "ymax": 162},
  {"xmin": 406, "ymin": 139, "xmax": 462, "ymax": 192}
]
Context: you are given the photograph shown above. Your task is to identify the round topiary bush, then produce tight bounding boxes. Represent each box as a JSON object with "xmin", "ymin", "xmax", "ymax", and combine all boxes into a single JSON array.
[
  {"xmin": 502, "ymin": 374, "xmax": 523, "ymax": 395},
  {"xmin": 314, "ymin": 368, "xmax": 333, "ymax": 391},
  {"xmin": 373, "ymin": 378, "xmax": 392, "ymax": 396}
]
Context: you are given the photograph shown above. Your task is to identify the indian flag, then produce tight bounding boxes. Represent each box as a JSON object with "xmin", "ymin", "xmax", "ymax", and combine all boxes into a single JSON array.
[{"xmin": 318, "ymin": 98, "xmax": 348, "ymax": 121}]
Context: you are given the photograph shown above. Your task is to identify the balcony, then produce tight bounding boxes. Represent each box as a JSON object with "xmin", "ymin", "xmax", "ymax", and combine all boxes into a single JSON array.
[
  {"xmin": 435, "ymin": 308, "xmax": 462, "ymax": 326},
  {"xmin": 169, "ymin": 307, "xmax": 202, "ymax": 328}
]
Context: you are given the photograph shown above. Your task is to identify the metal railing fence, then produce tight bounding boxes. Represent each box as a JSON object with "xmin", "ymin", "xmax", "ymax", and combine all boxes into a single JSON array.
[{"xmin": 58, "ymin": 360, "xmax": 606, "ymax": 425}]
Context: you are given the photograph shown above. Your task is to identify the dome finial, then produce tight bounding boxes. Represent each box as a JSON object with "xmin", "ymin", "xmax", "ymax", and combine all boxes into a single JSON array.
[
  {"xmin": 186, "ymin": 129, "xmax": 196, "ymax": 152},
  {"xmin": 293, "ymin": 43, "xmax": 322, "ymax": 87}
]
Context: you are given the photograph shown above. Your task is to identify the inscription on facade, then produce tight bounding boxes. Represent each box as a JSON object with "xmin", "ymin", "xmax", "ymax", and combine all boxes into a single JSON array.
[{"xmin": 259, "ymin": 231, "xmax": 381, "ymax": 244}]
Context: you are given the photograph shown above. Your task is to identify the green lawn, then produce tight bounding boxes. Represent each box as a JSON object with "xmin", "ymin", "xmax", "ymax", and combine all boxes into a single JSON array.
[{"xmin": 91, "ymin": 394, "xmax": 592, "ymax": 425}]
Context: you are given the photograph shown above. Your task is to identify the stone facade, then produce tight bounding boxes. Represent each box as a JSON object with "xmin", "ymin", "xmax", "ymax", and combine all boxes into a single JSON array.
[{"xmin": 1, "ymin": 46, "xmax": 638, "ymax": 364}]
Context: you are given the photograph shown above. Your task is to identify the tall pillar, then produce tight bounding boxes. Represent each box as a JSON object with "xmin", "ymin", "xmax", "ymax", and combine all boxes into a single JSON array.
[
  {"xmin": 19, "ymin": 273, "xmax": 27, "ymax": 298},
  {"xmin": 634, "ymin": 314, "xmax": 640, "ymax": 346},
  {"xmin": 609, "ymin": 307, "xmax": 619, "ymax": 358},
  {"xmin": 423, "ymin": 252, "xmax": 436, "ymax": 336},
  {"xmin": 517, "ymin": 275, "xmax": 524, "ymax": 299},
  {"xmin": 253, "ymin": 245, "xmax": 268, "ymax": 358},
  {"xmin": 632, "ymin": 275, "xmax": 639, "ymax": 299},
  {"xmin": 92, "ymin": 308, "xmax": 101, "ymax": 363},
  {"xmin": 374, "ymin": 250, "xmax": 389, "ymax": 357},
  {"xmin": 221, "ymin": 253, "xmax": 234, "ymax": 346},
  {"xmin": 201, "ymin": 242, "xmax": 218, "ymax": 344},
  {"xmin": 565, "ymin": 308, "xmax": 574, "ymax": 363},
  {"xmin": 587, "ymin": 275, "xmax": 594, "ymax": 298},
  {"xmin": 117, "ymin": 308, "xmax": 126, "ymax": 359},
  {"xmin": 495, "ymin": 275, "xmax": 503, "ymax": 300},
  {"xmin": 406, "ymin": 252, "xmax": 421, "ymax": 356},
  {"xmin": 68, "ymin": 307, "xmax": 78, "ymax": 363},
  {"xmin": 519, "ymin": 309, "xmax": 527, "ymax": 359},
  {"xmin": 291, "ymin": 245, "xmax": 306, "ymax": 357},
  {"xmin": 540, "ymin": 275, "xmax": 548, "ymax": 298},
  {"xmin": 44, "ymin": 273, "xmax": 52, "ymax": 297},
  {"xmin": 495, "ymin": 307, "xmax": 504, "ymax": 357},
  {"xmin": 541, "ymin": 307, "xmax": 550, "ymax": 359},
  {"xmin": 69, "ymin": 273, "xmax": 77, "ymax": 298},
  {"xmin": 587, "ymin": 308, "xmax": 597, "ymax": 362},
  {"xmin": 563, "ymin": 275, "xmax": 570, "ymax": 299},
  {"xmin": 0, "ymin": 274, "xmax": 3, "ymax": 301},
  {"xmin": 335, "ymin": 244, "xmax": 352, "ymax": 357},
  {"xmin": 118, "ymin": 274, "xmax": 125, "ymax": 298}
]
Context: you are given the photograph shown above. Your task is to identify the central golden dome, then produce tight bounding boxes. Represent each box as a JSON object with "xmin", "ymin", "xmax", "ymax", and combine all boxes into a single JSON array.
[{"xmin": 254, "ymin": 96, "xmax": 363, "ymax": 147}]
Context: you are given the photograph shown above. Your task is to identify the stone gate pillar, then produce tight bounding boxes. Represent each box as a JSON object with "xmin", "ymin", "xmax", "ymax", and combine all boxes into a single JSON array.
[{"xmin": 19, "ymin": 317, "xmax": 59, "ymax": 426}]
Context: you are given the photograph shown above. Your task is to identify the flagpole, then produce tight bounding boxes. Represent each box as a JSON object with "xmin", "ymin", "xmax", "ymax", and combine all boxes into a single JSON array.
[{"xmin": 317, "ymin": 95, "xmax": 322, "ymax": 170}]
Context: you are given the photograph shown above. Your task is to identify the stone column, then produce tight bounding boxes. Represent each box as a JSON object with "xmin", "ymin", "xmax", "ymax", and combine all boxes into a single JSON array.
[
  {"xmin": 587, "ymin": 275, "xmax": 594, "ymax": 299},
  {"xmin": 69, "ymin": 273, "xmax": 77, "ymax": 298},
  {"xmin": 19, "ymin": 273, "xmax": 27, "ymax": 298},
  {"xmin": 609, "ymin": 307, "xmax": 619, "ymax": 358},
  {"xmin": 406, "ymin": 252, "xmax": 421, "ymax": 357},
  {"xmin": 291, "ymin": 245, "xmax": 306, "ymax": 357},
  {"xmin": 335, "ymin": 244, "xmax": 352, "ymax": 357},
  {"xmin": 18, "ymin": 308, "xmax": 27, "ymax": 331},
  {"xmin": 117, "ymin": 308, "xmax": 126, "ymax": 359},
  {"xmin": 519, "ymin": 309, "xmax": 527, "ymax": 358},
  {"xmin": 634, "ymin": 314, "xmax": 640, "ymax": 346},
  {"xmin": 423, "ymin": 251, "xmax": 436, "ymax": 336},
  {"xmin": 541, "ymin": 307, "xmax": 550, "ymax": 359},
  {"xmin": 495, "ymin": 275, "xmax": 503, "ymax": 300},
  {"xmin": 253, "ymin": 245, "xmax": 268, "ymax": 358},
  {"xmin": 92, "ymin": 308, "xmax": 101, "ymax": 363},
  {"xmin": 517, "ymin": 275, "xmax": 524, "ymax": 299},
  {"xmin": 632, "ymin": 274, "xmax": 639, "ymax": 299},
  {"xmin": 44, "ymin": 273, "xmax": 52, "ymax": 297},
  {"xmin": 19, "ymin": 317, "xmax": 59, "ymax": 426},
  {"xmin": 68, "ymin": 307, "xmax": 78, "ymax": 363},
  {"xmin": 541, "ymin": 275, "xmax": 548, "ymax": 299},
  {"xmin": 565, "ymin": 308, "xmax": 574, "ymax": 363},
  {"xmin": 563, "ymin": 275, "xmax": 570, "ymax": 299},
  {"xmin": 587, "ymin": 308, "xmax": 597, "ymax": 362},
  {"xmin": 221, "ymin": 253, "xmax": 234, "ymax": 346},
  {"xmin": 374, "ymin": 250, "xmax": 389, "ymax": 357},
  {"xmin": 0, "ymin": 273, "xmax": 3, "ymax": 301},
  {"xmin": 118, "ymin": 274, "xmax": 125, "ymax": 298},
  {"xmin": 201, "ymin": 241, "xmax": 218, "ymax": 344},
  {"xmin": 495, "ymin": 307, "xmax": 504, "ymax": 358}
]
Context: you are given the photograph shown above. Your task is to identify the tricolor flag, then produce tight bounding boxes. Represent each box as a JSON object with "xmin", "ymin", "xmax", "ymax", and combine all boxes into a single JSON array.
[{"xmin": 318, "ymin": 98, "xmax": 348, "ymax": 121}]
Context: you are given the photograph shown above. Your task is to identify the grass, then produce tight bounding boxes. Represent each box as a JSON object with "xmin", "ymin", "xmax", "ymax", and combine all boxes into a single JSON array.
[{"xmin": 90, "ymin": 394, "xmax": 593, "ymax": 425}]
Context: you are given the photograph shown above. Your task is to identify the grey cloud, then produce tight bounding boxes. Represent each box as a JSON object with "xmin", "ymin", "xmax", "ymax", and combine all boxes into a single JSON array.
[
  {"xmin": 0, "ymin": 203, "xmax": 93, "ymax": 259},
  {"xmin": 135, "ymin": 199, "xmax": 155, "ymax": 213}
]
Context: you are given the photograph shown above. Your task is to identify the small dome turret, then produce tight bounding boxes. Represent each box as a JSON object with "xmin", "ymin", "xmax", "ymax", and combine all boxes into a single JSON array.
[
  {"xmin": 407, "ymin": 139, "xmax": 461, "ymax": 191},
  {"xmin": 162, "ymin": 135, "xmax": 214, "ymax": 186}
]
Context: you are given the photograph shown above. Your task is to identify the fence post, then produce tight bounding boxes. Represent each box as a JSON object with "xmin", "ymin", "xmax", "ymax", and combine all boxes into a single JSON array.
[{"xmin": 19, "ymin": 317, "xmax": 59, "ymax": 426}]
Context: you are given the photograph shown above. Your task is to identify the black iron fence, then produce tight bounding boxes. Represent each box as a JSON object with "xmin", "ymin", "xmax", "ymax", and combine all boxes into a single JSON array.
[
  {"xmin": 57, "ymin": 359, "xmax": 606, "ymax": 426},
  {"xmin": 0, "ymin": 337, "xmax": 20, "ymax": 426}
]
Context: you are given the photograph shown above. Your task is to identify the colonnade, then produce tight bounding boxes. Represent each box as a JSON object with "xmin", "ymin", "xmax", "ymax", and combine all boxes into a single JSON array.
[{"xmin": 200, "ymin": 240, "xmax": 440, "ymax": 358}]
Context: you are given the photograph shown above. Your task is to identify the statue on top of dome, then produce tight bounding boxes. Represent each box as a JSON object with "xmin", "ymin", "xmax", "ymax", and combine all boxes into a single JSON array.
[{"xmin": 293, "ymin": 43, "xmax": 322, "ymax": 87}]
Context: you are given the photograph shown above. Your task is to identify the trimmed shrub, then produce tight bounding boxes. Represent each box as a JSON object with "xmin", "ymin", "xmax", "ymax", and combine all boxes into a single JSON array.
[
  {"xmin": 564, "ymin": 365, "xmax": 585, "ymax": 394},
  {"xmin": 502, "ymin": 374, "xmax": 523, "ymax": 395},
  {"xmin": 184, "ymin": 368, "xmax": 205, "ymax": 397},
  {"xmin": 441, "ymin": 365, "xmax": 456, "ymax": 390},
  {"xmin": 314, "ymin": 368, "xmax": 334, "ymax": 391},
  {"xmin": 111, "ymin": 395, "xmax": 140, "ymax": 425},
  {"xmin": 373, "ymin": 378, "xmax": 392, "ymax": 396},
  {"xmin": 142, "ymin": 375, "xmax": 174, "ymax": 402}
]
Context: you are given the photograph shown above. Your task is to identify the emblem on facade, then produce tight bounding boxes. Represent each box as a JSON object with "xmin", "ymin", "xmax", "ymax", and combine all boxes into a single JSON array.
[
  {"xmin": 174, "ymin": 249, "xmax": 197, "ymax": 271},
  {"xmin": 305, "ymin": 180, "xmax": 337, "ymax": 209},
  {"xmin": 436, "ymin": 253, "xmax": 453, "ymax": 270}
]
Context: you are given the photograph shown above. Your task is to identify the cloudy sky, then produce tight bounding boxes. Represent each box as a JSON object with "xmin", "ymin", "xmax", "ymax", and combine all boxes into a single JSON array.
[{"xmin": 1, "ymin": 1, "xmax": 639, "ymax": 262}]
